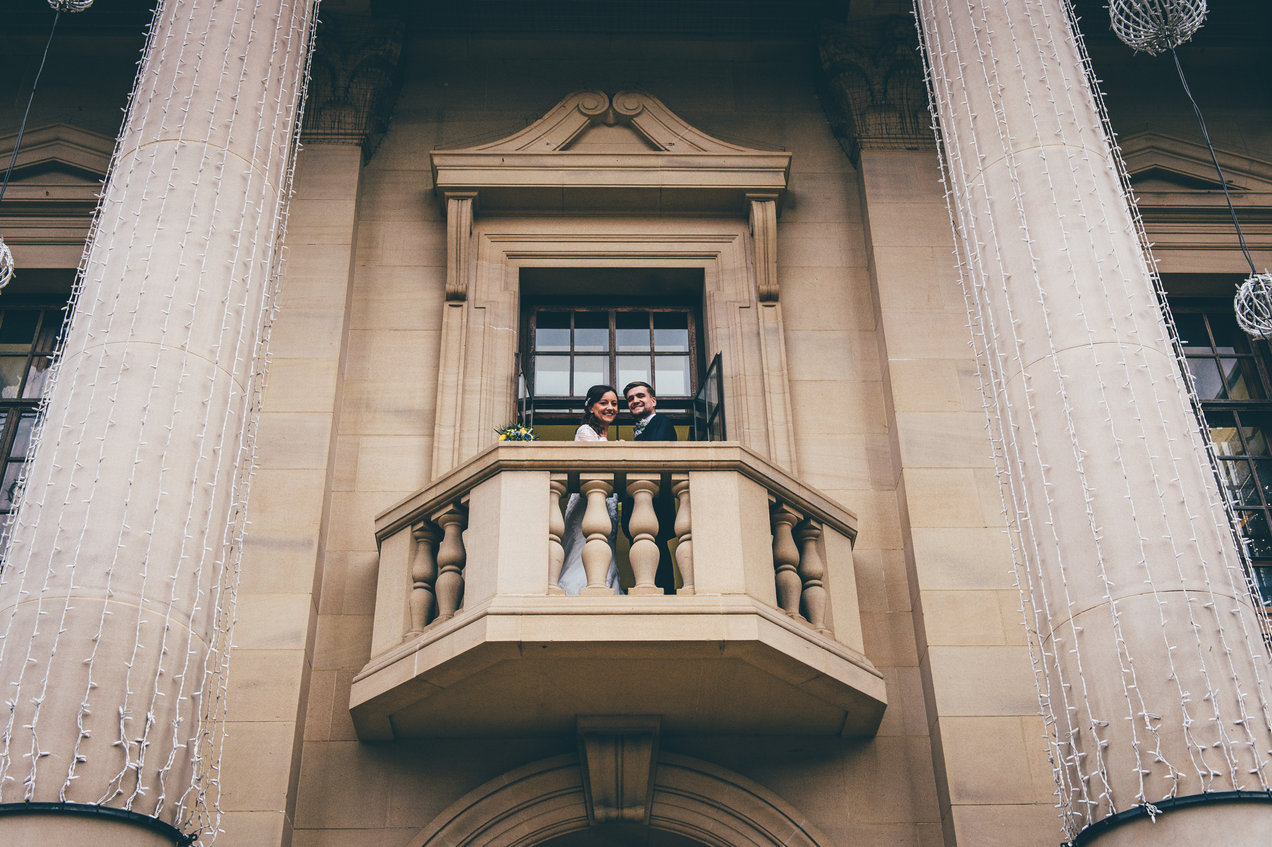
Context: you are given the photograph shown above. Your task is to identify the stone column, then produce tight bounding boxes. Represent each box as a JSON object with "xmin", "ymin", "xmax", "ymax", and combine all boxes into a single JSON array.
[
  {"xmin": 0, "ymin": 0, "xmax": 318, "ymax": 843},
  {"xmin": 914, "ymin": 1, "xmax": 1272, "ymax": 843}
]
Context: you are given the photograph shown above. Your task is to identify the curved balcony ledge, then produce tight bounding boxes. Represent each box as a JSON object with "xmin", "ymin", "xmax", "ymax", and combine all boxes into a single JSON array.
[{"xmin": 353, "ymin": 443, "xmax": 886, "ymax": 740}]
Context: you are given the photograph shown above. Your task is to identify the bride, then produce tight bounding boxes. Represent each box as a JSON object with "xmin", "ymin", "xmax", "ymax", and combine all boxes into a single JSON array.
[{"xmin": 558, "ymin": 384, "xmax": 624, "ymax": 595}]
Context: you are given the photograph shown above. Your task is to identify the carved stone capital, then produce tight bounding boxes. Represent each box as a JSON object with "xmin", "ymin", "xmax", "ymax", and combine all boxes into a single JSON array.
[
  {"xmin": 816, "ymin": 15, "xmax": 933, "ymax": 164},
  {"xmin": 302, "ymin": 14, "xmax": 405, "ymax": 161}
]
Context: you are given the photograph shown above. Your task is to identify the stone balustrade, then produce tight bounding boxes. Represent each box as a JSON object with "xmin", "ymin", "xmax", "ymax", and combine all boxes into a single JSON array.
[{"xmin": 355, "ymin": 443, "xmax": 885, "ymax": 740}]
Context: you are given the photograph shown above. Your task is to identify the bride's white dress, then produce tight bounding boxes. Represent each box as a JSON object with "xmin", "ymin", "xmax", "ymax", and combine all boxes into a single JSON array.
[{"xmin": 558, "ymin": 424, "xmax": 623, "ymax": 595}]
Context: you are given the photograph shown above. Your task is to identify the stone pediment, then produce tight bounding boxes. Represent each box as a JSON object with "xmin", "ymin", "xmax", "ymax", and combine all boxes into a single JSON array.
[
  {"xmin": 1121, "ymin": 132, "xmax": 1272, "ymax": 196},
  {"xmin": 0, "ymin": 123, "xmax": 113, "ymax": 204},
  {"xmin": 430, "ymin": 90, "xmax": 791, "ymax": 214}
]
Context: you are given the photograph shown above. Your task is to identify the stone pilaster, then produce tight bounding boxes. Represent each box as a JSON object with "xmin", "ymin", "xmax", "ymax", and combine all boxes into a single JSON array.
[
  {"xmin": 914, "ymin": 0, "xmax": 1272, "ymax": 843},
  {"xmin": 0, "ymin": 0, "xmax": 318, "ymax": 842}
]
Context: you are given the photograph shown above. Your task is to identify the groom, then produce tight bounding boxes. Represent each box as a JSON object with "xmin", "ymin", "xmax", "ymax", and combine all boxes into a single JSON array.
[{"xmin": 622, "ymin": 381, "xmax": 677, "ymax": 593}]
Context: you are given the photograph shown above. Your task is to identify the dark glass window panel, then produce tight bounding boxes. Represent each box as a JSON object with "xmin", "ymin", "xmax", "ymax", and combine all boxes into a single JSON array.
[
  {"xmin": 0, "ymin": 463, "xmax": 22, "ymax": 511},
  {"xmin": 1255, "ymin": 459, "xmax": 1272, "ymax": 504},
  {"xmin": 1238, "ymin": 509, "xmax": 1272, "ymax": 560},
  {"xmin": 11, "ymin": 412, "xmax": 36, "ymax": 461},
  {"xmin": 573, "ymin": 356, "xmax": 607, "ymax": 393},
  {"xmin": 653, "ymin": 312, "xmax": 689, "ymax": 352},
  {"xmin": 0, "ymin": 312, "xmax": 39, "ymax": 350},
  {"xmin": 1173, "ymin": 313, "xmax": 1210, "ymax": 350},
  {"xmin": 1223, "ymin": 459, "xmax": 1261, "ymax": 506},
  {"xmin": 616, "ymin": 355, "xmax": 648, "ymax": 389},
  {"xmin": 1208, "ymin": 311, "xmax": 1250, "ymax": 356},
  {"xmin": 1253, "ymin": 566, "xmax": 1272, "ymax": 603},
  {"xmin": 534, "ymin": 355, "xmax": 570, "ymax": 396},
  {"xmin": 535, "ymin": 312, "xmax": 571, "ymax": 352},
  {"xmin": 0, "ymin": 357, "xmax": 26, "ymax": 399},
  {"xmin": 616, "ymin": 312, "xmax": 651, "ymax": 352},
  {"xmin": 22, "ymin": 357, "xmax": 52, "ymax": 399},
  {"xmin": 654, "ymin": 355, "xmax": 690, "ymax": 396},
  {"xmin": 574, "ymin": 312, "xmax": 608, "ymax": 353},
  {"xmin": 1221, "ymin": 358, "xmax": 1264, "ymax": 400},
  {"xmin": 1246, "ymin": 420, "xmax": 1272, "ymax": 456},
  {"xmin": 1188, "ymin": 357, "xmax": 1223, "ymax": 400}
]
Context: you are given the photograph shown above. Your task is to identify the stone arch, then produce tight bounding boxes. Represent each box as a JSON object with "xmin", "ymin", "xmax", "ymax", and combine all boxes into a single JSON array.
[{"xmin": 411, "ymin": 752, "xmax": 835, "ymax": 847}]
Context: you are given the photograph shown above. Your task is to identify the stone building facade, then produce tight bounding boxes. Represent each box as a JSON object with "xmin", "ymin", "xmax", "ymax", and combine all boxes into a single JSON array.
[{"xmin": 0, "ymin": 1, "xmax": 1270, "ymax": 845}]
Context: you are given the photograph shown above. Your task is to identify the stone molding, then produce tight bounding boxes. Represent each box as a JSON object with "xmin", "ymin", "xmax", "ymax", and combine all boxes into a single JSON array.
[
  {"xmin": 302, "ymin": 13, "xmax": 405, "ymax": 161},
  {"xmin": 410, "ymin": 752, "xmax": 835, "ymax": 847},
  {"xmin": 429, "ymin": 90, "xmax": 792, "ymax": 215},
  {"xmin": 817, "ymin": 15, "xmax": 932, "ymax": 163}
]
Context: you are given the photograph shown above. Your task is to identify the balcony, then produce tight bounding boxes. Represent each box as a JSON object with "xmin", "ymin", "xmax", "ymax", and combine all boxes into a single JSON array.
[{"xmin": 350, "ymin": 443, "xmax": 886, "ymax": 739}]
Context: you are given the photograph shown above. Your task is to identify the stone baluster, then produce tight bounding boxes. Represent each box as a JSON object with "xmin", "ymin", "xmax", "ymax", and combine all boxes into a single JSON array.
[
  {"xmin": 433, "ymin": 502, "xmax": 468, "ymax": 621},
  {"xmin": 626, "ymin": 474, "xmax": 662, "ymax": 595},
  {"xmin": 770, "ymin": 502, "xmax": 803, "ymax": 618},
  {"xmin": 795, "ymin": 520, "xmax": 830, "ymax": 634},
  {"xmin": 671, "ymin": 475, "xmax": 694, "ymax": 596},
  {"xmin": 407, "ymin": 522, "xmax": 440, "ymax": 635},
  {"xmin": 548, "ymin": 474, "xmax": 569, "ymax": 595},
  {"xmin": 579, "ymin": 474, "xmax": 615, "ymax": 595}
]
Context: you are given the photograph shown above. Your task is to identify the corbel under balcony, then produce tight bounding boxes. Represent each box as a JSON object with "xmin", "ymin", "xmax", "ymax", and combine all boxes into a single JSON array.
[{"xmin": 351, "ymin": 443, "xmax": 886, "ymax": 741}]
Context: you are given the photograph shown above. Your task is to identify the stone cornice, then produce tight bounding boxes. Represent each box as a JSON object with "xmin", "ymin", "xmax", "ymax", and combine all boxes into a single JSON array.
[{"xmin": 430, "ymin": 91, "xmax": 791, "ymax": 215}]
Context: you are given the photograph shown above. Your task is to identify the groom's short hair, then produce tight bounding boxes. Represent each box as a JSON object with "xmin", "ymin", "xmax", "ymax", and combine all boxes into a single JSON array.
[{"xmin": 623, "ymin": 380, "xmax": 655, "ymax": 400}]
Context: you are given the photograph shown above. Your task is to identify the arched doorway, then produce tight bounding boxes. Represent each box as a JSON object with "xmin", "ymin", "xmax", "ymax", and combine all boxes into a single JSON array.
[{"xmin": 410, "ymin": 752, "xmax": 834, "ymax": 847}]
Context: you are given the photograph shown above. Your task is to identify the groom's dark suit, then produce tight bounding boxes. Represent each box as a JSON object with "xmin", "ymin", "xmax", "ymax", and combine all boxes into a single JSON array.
[{"xmin": 626, "ymin": 413, "xmax": 678, "ymax": 592}]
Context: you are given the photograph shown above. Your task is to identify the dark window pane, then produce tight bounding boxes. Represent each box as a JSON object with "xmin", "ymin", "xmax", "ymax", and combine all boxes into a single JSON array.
[
  {"xmin": 616, "ymin": 312, "xmax": 650, "ymax": 352},
  {"xmin": 0, "ymin": 312, "xmax": 39, "ymax": 349},
  {"xmin": 653, "ymin": 312, "xmax": 689, "ymax": 352},
  {"xmin": 0, "ymin": 357, "xmax": 26, "ymax": 399},
  {"xmin": 1220, "ymin": 459, "xmax": 1261, "ymax": 506},
  {"xmin": 22, "ymin": 357, "xmax": 52, "ymax": 399},
  {"xmin": 1238, "ymin": 510, "xmax": 1272, "ymax": 560},
  {"xmin": 574, "ymin": 312, "xmax": 608, "ymax": 353},
  {"xmin": 1221, "ymin": 358, "xmax": 1265, "ymax": 400},
  {"xmin": 535, "ymin": 312, "xmax": 571, "ymax": 352},
  {"xmin": 1256, "ymin": 459, "xmax": 1272, "ymax": 505},
  {"xmin": 11, "ymin": 412, "xmax": 37, "ymax": 461},
  {"xmin": 0, "ymin": 463, "xmax": 22, "ymax": 511},
  {"xmin": 1208, "ymin": 311, "xmax": 1250, "ymax": 356},
  {"xmin": 1253, "ymin": 565, "xmax": 1272, "ymax": 603},
  {"xmin": 1244, "ymin": 419, "xmax": 1272, "ymax": 456},
  {"xmin": 1187, "ymin": 357, "xmax": 1224, "ymax": 401}
]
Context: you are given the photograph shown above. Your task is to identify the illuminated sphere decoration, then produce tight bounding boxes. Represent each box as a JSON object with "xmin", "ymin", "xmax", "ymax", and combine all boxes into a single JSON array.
[
  {"xmin": 1234, "ymin": 273, "xmax": 1272, "ymax": 340},
  {"xmin": 1110, "ymin": 0, "xmax": 1207, "ymax": 55},
  {"xmin": 0, "ymin": 235, "xmax": 13, "ymax": 290},
  {"xmin": 47, "ymin": 0, "xmax": 94, "ymax": 12}
]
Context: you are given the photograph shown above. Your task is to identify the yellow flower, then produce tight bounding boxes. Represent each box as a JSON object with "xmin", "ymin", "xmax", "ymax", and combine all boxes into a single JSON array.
[{"xmin": 499, "ymin": 433, "xmax": 507, "ymax": 441}]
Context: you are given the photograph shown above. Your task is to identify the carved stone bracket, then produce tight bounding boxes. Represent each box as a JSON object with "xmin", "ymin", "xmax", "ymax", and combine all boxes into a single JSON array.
[
  {"xmin": 748, "ymin": 193, "xmax": 780, "ymax": 302},
  {"xmin": 444, "ymin": 192, "xmax": 477, "ymax": 301},
  {"xmin": 302, "ymin": 14, "xmax": 405, "ymax": 162},
  {"xmin": 816, "ymin": 15, "xmax": 933, "ymax": 164},
  {"xmin": 577, "ymin": 716, "xmax": 661, "ymax": 826}
]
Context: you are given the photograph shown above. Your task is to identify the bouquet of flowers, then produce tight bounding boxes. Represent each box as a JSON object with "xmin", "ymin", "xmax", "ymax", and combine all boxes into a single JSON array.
[{"xmin": 495, "ymin": 422, "xmax": 537, "ymax": 441}]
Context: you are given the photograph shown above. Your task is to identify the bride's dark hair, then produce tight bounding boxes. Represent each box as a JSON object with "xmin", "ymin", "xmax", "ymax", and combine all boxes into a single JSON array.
[{"xmin": 581, "ymin": 383, "xmax": 618, "ymax": 432}]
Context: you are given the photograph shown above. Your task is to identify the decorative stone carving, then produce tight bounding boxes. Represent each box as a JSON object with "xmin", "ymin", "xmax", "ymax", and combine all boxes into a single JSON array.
[
  {"xmin": 816, "ymin": 15, "xmax": 932, "ymax": 163},
  {"xmin": 430, "ymin": 90, "xmax": 791, "ymax": 215},
  {"xmin": 302, "ymin": 14, "xmax": 405, "ymax": 161},
  {"xmin": 576, "ymin": 716, "xmax": 661, "ymax": 826},
  {"xmin": 444, "ymin": 191, "xmax": 477, "ymax": 301}
]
